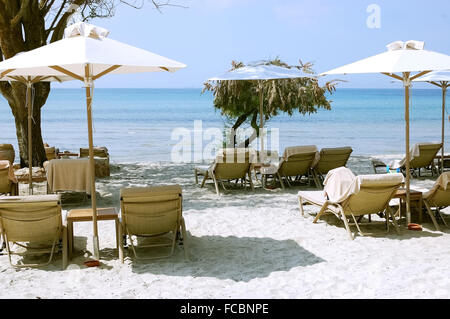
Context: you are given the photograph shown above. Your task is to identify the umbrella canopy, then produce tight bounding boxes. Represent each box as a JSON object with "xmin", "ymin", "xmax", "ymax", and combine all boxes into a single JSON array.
[
  {"xmin": 207, "ymin": 64, "xmax": 311, "ymax": 159},
  {"xmin": 323, "ymin": 41, "xmax": 450, "ymax": 75},
  {"xmin": 209, "ymin": 64, "xmax": 309, "ymax": 81},
  {"xmin": 0, "ymin": 22, "xmax": 186, "ymax": 259},
  {"xmin": 0, "ymin": 23, "xmax": 185, "ymax": 80},
  {"xmin": 321, "ymin": 40, "xmax": 450, "ymax": 225},
  {"xmin": 412, "ymin": 71, "xmax": 450, "ymax": 173},
  {"xmin": 414, "ymin": 71, "xmax": 450, "ymax": 82}
]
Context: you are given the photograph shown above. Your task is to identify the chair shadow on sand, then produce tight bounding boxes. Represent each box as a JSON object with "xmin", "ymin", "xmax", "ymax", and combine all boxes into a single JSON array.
[
  {"xmin": 308, "ymin": 212, "xmax": 445, "ymax": 240},
  {"xmin": 126, "ymin": 234, "xmax": 324, "ymax": 282}
]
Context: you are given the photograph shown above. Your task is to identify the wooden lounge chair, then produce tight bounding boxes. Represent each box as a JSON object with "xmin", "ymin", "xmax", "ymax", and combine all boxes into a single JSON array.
[
  {"xmin": 0, "ymin": 194, "xmax": 67, "ymax": 269},
  {"xmin": 0, "ymin": 144, "xmax": 15, "ymax": 164},
  {"xmin": 79, "ymin": 146, "xmax": 110, "ymax": 177},
  {"xmin": 265, "ymin": 146, "xmax": 319, "ymax": 188},
  {"xmin": 422, "ymin": 172, "xmax": 450, "ymax": 231},
  {"xmin": 0, "ymin": 161, "xmax": 18, "ymax": 196},
  {"xmin": 45, "ymin": 146, "xmax": 59, "ymax": 161},
  {"xmin": 312, "ymin": 147, "xmax": 353, "ymax": 186},
  {"xmin": 372, "ymin": 143, "xmax": 442, "ymax": 177},
  {"xmin": 298, "ymin": 167, "xmax": 404, "ymax": 240},
  {"xmin": 119, "ymin": 185, "xmax": 187, "ymax": 262},
  {"xmin": 194, "ymin": 148, "xmax": 255, "ymax": 195}
]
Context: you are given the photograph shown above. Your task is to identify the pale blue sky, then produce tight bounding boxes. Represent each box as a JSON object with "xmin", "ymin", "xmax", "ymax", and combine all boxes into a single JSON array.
[{"xmin": 54, "ymin": 0, "xmax": 450, "ymax": 89}]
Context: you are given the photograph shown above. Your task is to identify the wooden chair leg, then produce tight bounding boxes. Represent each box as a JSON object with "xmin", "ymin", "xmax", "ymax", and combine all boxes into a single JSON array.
[
  {"xmin": 298, "ymin": 197, "xmax": 304, "ymax": 217},
  {"xmin": 200, "ymin": 172, "xmax": 208, "ymax": 188},
  {"xmin": 181, "ymin": 217, "xmax": 189, "ymax": 260},
  {"xmin": 386, "ymin": 206, "xmax": 400, "ymax": 235},
  {"xmin": 212, "ymin": 175, "xmax": 220, "ymax": 195},
  {"xmin": 284, "ymin": 175, "xmax": 292, "ymax": 188},
  {"xmin": 277, "ymin": 173, "xmax": 285, "ymax": 189},
  {"xmin": 115, "ymin": 218, "xmax": 120, "ymax": 256},
  {"xmin": 118, "ymin": 222, "xmax": 124, "ymax": 263},
  {"xmin": 67, "ymin": 220, "xmax": 74, "ymax": 260},
  {"xmin": 437, "ymin": 208, "xmax": 448, "ymax": 228},
  {"xmin": 424, "ymin": 201, "xmax": 441, "ymax": 231},
  {"xmin": 313, "ymin": 202, "xmax": 330, "ymax": 224},
  {"xmin": 62, "ymin": 226, "xmax": 68, "ymax": 270},
  {"xmin": 341, "ymin": 214, "xmax": 354, "ymax": 240},
  {"xmin": 248, "ymin": 172, "xmax": 254, "ymax": 190}
]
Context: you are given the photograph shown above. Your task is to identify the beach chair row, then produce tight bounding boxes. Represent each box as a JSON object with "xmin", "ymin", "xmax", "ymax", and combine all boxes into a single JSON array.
[
  {"xmin": 1, "ymin": 169, "xmax": 449, "ymax": 270},
  {"xmin": 0, "ymin": 186, "xmax": 187, "ymax": 270},
  {"xmin": 194, "ymin": 146, "xmax": 354, "ymax": 195},
  {"xmin": 194, "ymin": 142, "xmax": 445, "ymax": 196},
  {"xmin": 298, "ymin": 168, "xmax": 450, "ymax": 239}
]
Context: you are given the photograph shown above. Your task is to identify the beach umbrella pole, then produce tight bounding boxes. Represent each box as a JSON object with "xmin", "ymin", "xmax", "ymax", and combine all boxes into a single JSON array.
[
  {"xmin": 442, "ymin": 84, "xmax": 447, "ymax": 174},
  {"xmin": 404, "ymin": 73, "xmax": 412, "ymax": 225},
  {"xmin": 26, "ymin": 81, "xmax": 33, "ymax": 195},
  {"xmin": 259, "ymin": 81, "xmax": 264, "ymax": 161},
  {"xmin": 84, "ymin": 64, "xmax": 100, "ymax": 260}
]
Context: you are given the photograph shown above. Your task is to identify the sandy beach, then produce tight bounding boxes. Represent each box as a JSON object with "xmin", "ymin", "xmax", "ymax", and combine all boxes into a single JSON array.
[{"xmin": 1, "ymin": 155, "xmax": 449, "ymax": 299}]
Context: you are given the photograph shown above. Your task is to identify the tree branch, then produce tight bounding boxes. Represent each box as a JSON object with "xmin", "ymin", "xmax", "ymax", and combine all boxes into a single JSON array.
[
  {"xmin": 11, "ymin": 0, "xmax": 30, "ymax": 27},
  {"xmin": 45, "ymin": 0, "xmax": 68, "ymax": 41},
  {"xmin": 0, "ymin": 1, "xmax": 9, "ymax": 27},
  {"xmin": 40, "ymin": 0, "xmax": 56, "ymax": 16},
  {"xmin": 48, "ymin": 0, "xmax": 89, "ymax": 42},
  {"xmin": 120, "ymin": 0, "xmax": 187, "ymax": 13}
]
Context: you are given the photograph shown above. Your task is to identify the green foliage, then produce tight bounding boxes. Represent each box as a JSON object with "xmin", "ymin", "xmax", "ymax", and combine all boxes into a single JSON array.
[{"xmin": 202, "ymin": 58, "xmax": 338, "ymax": 133}]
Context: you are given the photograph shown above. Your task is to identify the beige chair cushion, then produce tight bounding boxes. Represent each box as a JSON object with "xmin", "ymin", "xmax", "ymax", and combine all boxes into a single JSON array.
[
  {"xmin": 423, "ymin": 172, "xmax": 450, "ymax": 207},
  {"xmin": 0, "ymin": 194, "xmax": 62, "ymax": 242},
  {"xmin": 120, "ymin": 185, "xmax": 182, "ymax": 236},
  {"xmin": 314, "ymin": 147, "xmax": 353, "ymax": 174},
  {"xmin": 121, "ymin": 185, "xmax": 182, "ymax": 198}
]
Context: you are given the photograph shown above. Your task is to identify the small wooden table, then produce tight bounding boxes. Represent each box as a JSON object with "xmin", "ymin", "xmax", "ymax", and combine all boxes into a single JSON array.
[
  {"xmin": 67, "ymin": 207, "xmax": 120, "ymax": 259},
  {"xmin": 392, "ymin": 189, "xmax": 423, "ymax": 223},
  {"xmin": 252, "ymin": 163, "xmax": 282, "ymax": 189}
]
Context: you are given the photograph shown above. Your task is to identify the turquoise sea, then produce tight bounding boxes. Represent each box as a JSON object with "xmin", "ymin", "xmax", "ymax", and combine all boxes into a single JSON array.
[{"xmin": 0, "ymin": 88, "xmax": 448, "ymax": 163}]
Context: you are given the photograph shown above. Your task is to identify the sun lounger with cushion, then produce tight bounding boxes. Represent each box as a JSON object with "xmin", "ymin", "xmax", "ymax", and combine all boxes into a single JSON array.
[
  {"xmin": 0, "ymin": 194, "xmax": 67, "ymax": 269},
  {"xmin": 312, "ymin": 147, "xmax": 353, "ymax": 185},
  {"xmin": 194, "ymin": 148, "xmax": 255, "ymax": 195},
  {"xmin": 422, "ymin": 172, "xmax": 450, "ymax": 231},
  {"xmin": 0, "ymin": 144, "xmax": 15, "ymax": 164},
  {"xmin": 372, "ymin": 143, "xmax": 442, "ymax": 177},
  {"xmin": 0, "ymin": 161, "xmax": 18, "ymax": 196},
  {"xmin": 119, "ymin": 185, "xmax": 187, "ymax": 262},
  {"xmin": 262, "ymin": 146, "xmax": 319, "ymax": 188},
  {"xmin": 298, "ymin": 167, "xmax": 404, "ymax": 239}
]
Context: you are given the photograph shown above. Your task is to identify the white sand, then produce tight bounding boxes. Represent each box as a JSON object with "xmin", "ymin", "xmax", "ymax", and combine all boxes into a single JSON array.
[{"xmin": 1, "ymin": 156, "xmax": 449, "ymax": 299}]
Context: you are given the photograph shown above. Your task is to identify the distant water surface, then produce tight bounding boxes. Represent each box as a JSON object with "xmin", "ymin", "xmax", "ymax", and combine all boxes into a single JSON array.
[{"xmin": 0, "ymin": 88, "xmax": 447, "ymax": 163}]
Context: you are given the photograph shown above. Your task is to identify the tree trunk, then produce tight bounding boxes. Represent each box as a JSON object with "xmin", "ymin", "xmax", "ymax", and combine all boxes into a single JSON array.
[
  {"xmin": 232, "ymin": 110, "xmax": 260, "ymax": 148},
  {"xmin": 0, "ymin": 1, "xmax": 62, "ymax": 168},
  {"xmin": 7, "ymin": 82, "xmax": 50, "ymax": 167},
  {"xmin": 1, "ymin": 0, "xmax": 160, "ymax": 167}
]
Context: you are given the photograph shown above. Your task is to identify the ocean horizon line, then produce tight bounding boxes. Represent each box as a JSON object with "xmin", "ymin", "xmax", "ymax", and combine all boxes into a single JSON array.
[{"xmin": 48, "ymin": 87, "xmax": 444, "ymax": 91}]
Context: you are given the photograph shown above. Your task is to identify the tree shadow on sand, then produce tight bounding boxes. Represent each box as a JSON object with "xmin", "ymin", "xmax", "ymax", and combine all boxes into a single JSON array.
[{"xmin": 128, "ymin": 235, "xmax": 324, "ymax": 282}]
